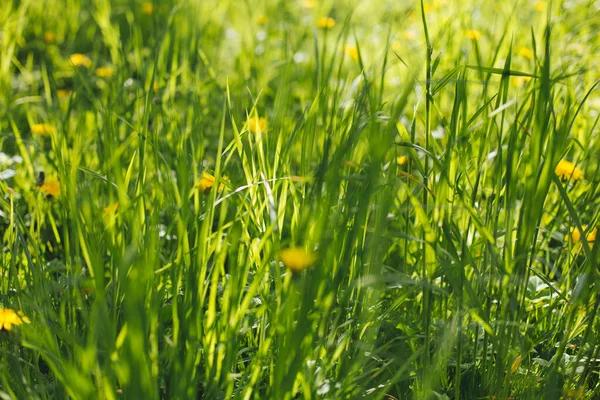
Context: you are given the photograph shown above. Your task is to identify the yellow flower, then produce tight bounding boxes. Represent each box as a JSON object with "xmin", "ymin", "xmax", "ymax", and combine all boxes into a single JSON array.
[
  {"xmin": 344, "ymin": 45, "xmax": 359, "ymax": 62},
  {"xmin": 519, "ymin": 47, "xmax": 534, "ymax": 59},
  {"xmin": 95, "ymin": 66, "xmax": 114, "ymax": 78},
  {"xmin": 316, "ymin": 17, "xmax": 336, "ymax": 29},
  {"xmin": 245, "ymin": 117, "xmax": 268, "ymax": 134},
  {"xmin": 141, "ymin": 2, "xmax": 155, "ymax": 15},
  {"xmin": 57, "ymin": 89, "xmax": 71, "ymax": 99},
  {"xmin": 555, "ymin": 160, "xmax": 584, "ymax": 181},
  {"xmin": 567, "ymin": 225, "xmax": 597, "ymax": 245},
  {"xmin": 279, "ymin": 247, "xmax": 316, "ymax": 273},
  {"xmin": 153, "ymin": 81, "xmax": 160, "ymax": 93},
  {"xmin": 0, "ymin": 308, "xmax": 30, "ymax": 331},
  {"xmin": 303, "ymin": 0, "xmax": 316, "ymax": 8},
  {"xmin": 534, "ymin": 1, "xmax": 546, "ymax": 11},
  {"xmin": 511, "ymin": 76, "xmax": 532, "ymax": 87},
  {"xmin": 70, "ymin": 53, "xmax": 92, "ymax": 68},
  {"xmin": 465, "ymin": 30, "xmax": 481, "ymax": 40},
  {"xmin": 402, "ymin": 30, "xmax": 417, "ymax": 41},
  {"xmin": 103, "ymin": 202, "xmax": 119, "ymax": 216},
  {"xmin": 197, "ymin": 173, "xmax": 226, "ymax": 193},
  {"xmin": 31, "ymin": 123, "xmax": 55, "ymax": 136},
  {"xmin": 397, "ymin": 156, "xmax": 409, "ymax": 165},
  {"xmin": 39, "ymin": 178, "xmax": 61, "ymax": 198},
  {"xmin": 257, "ymin": 15, "xmax": 268, "ymax": 25},
  {"xmin": 44, "ymin": 31, "xmax": 56, "ymax": 44}
]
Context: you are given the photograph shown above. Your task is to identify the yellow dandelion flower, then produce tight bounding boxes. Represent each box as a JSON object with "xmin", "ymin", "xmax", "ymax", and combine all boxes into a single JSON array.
[
  {"xmin": 555, "ymin": 160, "xmax": 584, "ymax": 181},
  {"xmin": 39, "ymin": 178, "xmax": 61, "ymax": 198},
  {"xmin": 153, "ymin": 81, "xmax": 160, "ymax": 93},
  {"xmin": 257, "ymin": 15, "xmax": 268, "ymax": 25},
  {"xmin": 391, "ymin": 41, "xmax": 402, "ymax": 52},
  {"xmin": 57, "ymin": 89, "xmax": 71, "ymax": 99},
  {"xmin": 397, "ymin": 156, "xmax": 409, "ymax": 165},
  {"xmin": 465, "ymin": 30, "xmax": 481, "ymax": 40},
  {"xmin": 303, "ymin": 0, "xmax": 316, "ymax": 8},
  {"xmin": 44, "ymin": 31, "xmax": 56, "ymax": 44},
  {"xmin": 103, "ymin": 202, "xmax": 119, "ymax": 216},
  {"xmin": 511, "ymin": 76, "xmax": 533, "ymax": 87},
  {"xmin": 197, "ymin": 173, "xmax": 227, "ymax": 193},
  {"xmin": 95, "ymin": 66, "xmax": 114, "ymax": 78},
  {"xmin": 198, "ymin": 172, "xmax": 216, "ymax": 192},
  {"xmin": 316, "ymin": 17, "xmax": 336, "ymax": 30},
  {"xmin": 519, "ymin": 47, "xmax": 534, "ymax": 59},
  {"xmin": 567, "ymin": 225, "xmax": 597, "ymax": 245},
  {"xmin": 534, "ymin": 1, "xmax": 546, "ymax": 11},
  {"xmin": 141, "ymin": 2, "xmax": 155, "ymax": 15},
  {"xmin": 279, "ymin": 247, "xmax": 316, "ymax": 273},
  {"xmin": 0, "ymin": 308, "xmax": 30, "ymax": 331},
  {"xmin": 245, "ymin": 117, "xmax": 268, "ymax": 134},
  {"xmin": 31, "ymin": 123, "xmax": 55, "ymax": 136},
  {"xmin": 344, "ymin": 45, "xmax": 359, "ymax": 62},
  {"xmin": 70, "ymin": 53, "xmax": 92, "ymax": 68},
  {"xmin": 404, "ymin": 31, "xmax": 418, "ymax": 41}
]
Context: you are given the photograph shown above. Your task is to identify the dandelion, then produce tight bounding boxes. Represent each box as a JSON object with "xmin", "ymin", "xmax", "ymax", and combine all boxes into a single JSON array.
[
  {"xmin": 519, "ymin": 47, "xmax": 534, "ymax": 59},
  {"xmin": 57, "ymin": 89, "xmax": 71, "ymax": 99},
  {"xmin": 567, "ymin": 225, "xmax": 597, "ymax": 245},
  {"xmin": 534, "ymin": 1, "xmax": 546, "ymax": 11},
  {"xmin": 44, "ymin": 31, "xmax": 56, "ymax": 44},
  {"xmin": 257, "ymin": 15, "xmax": 268, "ymax": 25},
  {"xmin": 197, "ymin": 172, "xmax": 226, "ymax": 193},
  {"xmin": 70, "ymin": 53, "xmax": 92, "ymax": 68},
  {"xmin": 512, "ymin": 76, "xmax": 532, "ymax": 87},
  {"xmin": 316, "ymin": 17, "xmax": 336, "ymax": 30},
  {"xmin": 344, "ymin": 45, "xmax": 359, "ymax": 62},
  {"xmin": 141, "ymin": 2, "xmax": 155, "ymax": 15},
  {"xmin": 95, "ymin": 66, "xmax": 114, "ymax": 78},
  {"xmin": 245, "ymin": 117, "xmax": 267, "ymax": 134},
  {"xmin": 103, "ymin": 202, "xmax": 119, "ymax": 217},
  {"xmin": 397, "ymin": 156, "xmax": 409, "ymax": 165},
  {"xmin": 0, "ymin": 308, "xmax": 30, "ymax": 331},
  {"xmin": 39, "ymin": 178, "xmax": 61, "ymax": 198},
  {"xmin": 303, "ymin": 0, "xmax": 316, "ymax": 8},
  {"xmin": 279, "ymin": 247, "xmax": 316, "ymax": 273},
  {"xmin": 465, "ymin": 30, "xmax": 481, "ymax": 40},
  {"xmin": 402, "ymin": 31, "xmax": 417, "ymax": 41},
  {"xmin": 31, "ymin": 123, "xmax": 55, "ymax": 136},
  {"xmin": 555, "ymin": 160, "xmax": 584, "ymax": 181}
]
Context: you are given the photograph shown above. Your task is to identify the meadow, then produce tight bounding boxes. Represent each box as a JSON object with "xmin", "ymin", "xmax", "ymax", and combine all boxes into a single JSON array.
[{"xmin": 1, "ymin": 0, "xmax": 600, "ymax": 398}]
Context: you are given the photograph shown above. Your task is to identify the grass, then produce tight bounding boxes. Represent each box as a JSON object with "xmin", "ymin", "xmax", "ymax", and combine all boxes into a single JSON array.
[{"xmin": 1, "ymin": 0, "xmax": 600, "ymax": 398}]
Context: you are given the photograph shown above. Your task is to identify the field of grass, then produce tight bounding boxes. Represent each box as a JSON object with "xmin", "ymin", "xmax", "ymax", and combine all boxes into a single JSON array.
[{"xmin": 1, "ymin": 0, "xmax": 600, "ymax": 398}]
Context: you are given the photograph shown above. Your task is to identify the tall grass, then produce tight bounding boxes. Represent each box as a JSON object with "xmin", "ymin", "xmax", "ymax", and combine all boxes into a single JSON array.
[{"xmin": 1, "ymin": 0, "xmax": 599, "ymax": 398}]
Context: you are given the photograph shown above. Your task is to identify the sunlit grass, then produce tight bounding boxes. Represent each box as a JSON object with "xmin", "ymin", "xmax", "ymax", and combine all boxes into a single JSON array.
[{"xmin": 1, "ymin": 0, "xmax": 599, "ymax": 399}]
